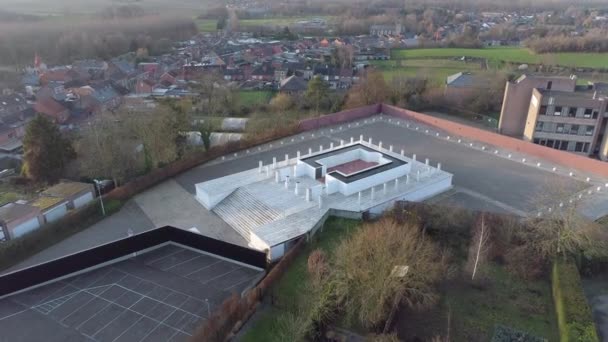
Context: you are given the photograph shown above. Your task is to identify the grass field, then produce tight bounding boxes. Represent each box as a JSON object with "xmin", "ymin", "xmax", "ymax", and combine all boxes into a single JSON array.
[
  {"xmin": 391, "ymin": 47, "xmax": 608, "ymax": 69},
  {"xmin": 237, "ymin": 90, "xmax": 274, "ymax": 107},
  {"xmin": 196, "ymin": 19, "xmax": 217, "ymax": 32},
  {"xmin": 371, "ymin": 59, "xmax": 483, "ymax": 85}
]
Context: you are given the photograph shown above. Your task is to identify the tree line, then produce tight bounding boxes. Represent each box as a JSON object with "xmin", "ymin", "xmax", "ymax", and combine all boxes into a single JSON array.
[
  {"xmin": 526, "ymin": 32, "xmax": 608, "ymax": 53},
  {"xmin": 0, "ymin": 15, "xmax": 197, "ymax": 67}
]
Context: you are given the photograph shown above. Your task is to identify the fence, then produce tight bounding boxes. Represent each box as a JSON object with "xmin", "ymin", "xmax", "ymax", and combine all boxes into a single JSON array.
[{"xmin": 190, "ymin": 237, "xmax": 306, "ymax": 342}]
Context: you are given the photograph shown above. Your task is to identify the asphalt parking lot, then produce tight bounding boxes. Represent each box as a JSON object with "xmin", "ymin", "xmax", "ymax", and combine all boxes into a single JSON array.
[
  {"xmin": 0, "ymin": 244, "xmax": 262, "ymax": 342},
  {"xmin": 6, "ymin": 114, "xmax": 601, "ymax": 273}
]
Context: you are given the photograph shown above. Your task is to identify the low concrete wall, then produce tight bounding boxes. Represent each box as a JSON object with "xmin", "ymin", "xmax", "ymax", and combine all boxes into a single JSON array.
[{"xmin": 380, "ymin": 104, "xmax": 608, "ymax": 178}]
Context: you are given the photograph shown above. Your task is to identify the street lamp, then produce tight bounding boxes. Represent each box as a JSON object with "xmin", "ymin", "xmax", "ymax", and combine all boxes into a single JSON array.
[{"xmin": 93, "ymin": 179, "xmax": 106, "ymax": 216}]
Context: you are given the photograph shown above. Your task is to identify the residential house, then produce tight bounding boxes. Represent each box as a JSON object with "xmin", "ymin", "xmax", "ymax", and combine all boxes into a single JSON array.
[
  {"xmin": 89, "ymin": 81, "xmax": 123, "ymax": 112},
  {"xmin": 370, "ymin": 23, "xmax": 404, "ymax": 36},
  {"xmin": 251, "ymin": 63, "xmax": 275, "ymax": 82},
  {"xmin": 0, "ymin": 202, "xmax": 44, "ymax": 241},
  {"xmin": 33, "ymin": 97, "xmax": 70, "ymax": 123},
  {"xmin": 41, "ymin": 181, "xmax": 96, "ymax": 210},
  {"xmin": 107, "ymin": 59, "xmax": 141, "ymax": 91},
  {"xmin": 223, "ymin": 68, "xmax": 245, "ymax": 82},
  {"xmin": 135, "ymin": 79, "xmax": 156, "ymax": 95},
  {"xmin": 279, "ymin": 75, "xmax": 308, "ymax": 94}
]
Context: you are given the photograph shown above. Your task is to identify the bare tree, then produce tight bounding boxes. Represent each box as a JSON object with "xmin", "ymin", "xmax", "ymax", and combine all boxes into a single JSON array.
[{"xmin": 466, "ymin": 214, "xmax": 491, "ymax": 281}]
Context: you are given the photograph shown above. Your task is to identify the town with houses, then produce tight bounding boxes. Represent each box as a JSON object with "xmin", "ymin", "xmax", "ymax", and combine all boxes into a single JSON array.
[{"xmin": 1, "ymin": 1, "xmax": 608, "ymax": 341}]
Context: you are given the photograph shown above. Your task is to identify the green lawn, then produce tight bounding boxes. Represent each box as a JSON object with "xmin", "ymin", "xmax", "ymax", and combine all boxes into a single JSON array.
[
  {"xmin": 240, "ymin": 217, "xmax": 362, "ymax": 342},
  {"xmin": 445, "ymin": 264, "xmax": 558, "ymax": 341},
  {"xmin": 372, "ymin": 58, "xmax": 484, "ymax": 85},
  {"xmin": 392, "ymin": 47, "xmax": 608, "ymax": 69},
  {"xmin": 195, "ymin": 19, "xmax": 217, "ymax": 32},
  {"xmin": 237, "ymin": 90, "xmax": 274, "ymax": 107}
]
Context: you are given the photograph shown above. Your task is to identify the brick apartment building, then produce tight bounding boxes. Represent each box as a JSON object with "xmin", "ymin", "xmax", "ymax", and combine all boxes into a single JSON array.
[{"xmin": 498, "ymin": 74, "xmax": 608, "ymax": 160}]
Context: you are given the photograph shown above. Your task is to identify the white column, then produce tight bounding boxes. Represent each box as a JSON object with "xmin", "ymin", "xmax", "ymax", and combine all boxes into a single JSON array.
[
  {"xmin": 294, "ymin": 182, "xmax": 300, "ymax": 195},
  {"xmin": 306, "ymin": 188, "xmax": 311, "ymax": 202},
  {"xmin": 318, "ymin": 195, "xmax": 323, "ymax": 209},
  {"xmin": 284, "ymin": 176, "xmax": 290, "ymax": 189},
  {"xmin": 258, "ymin": 161, "xmax": 263, "ymax": 173},
  {"xmin": 437, "ymin": 163, "xmax": 441, "ymax": 171},
  {"xmin": 425, "ymin": 158, "xmax": 429, "ymax": 165},
  {"xmin": 319, "ymin": 144, "xmax": 323, "ymax": 152},
  {"xmin": 285, "ymin": 154, "xmax": 289, "ymax": 163},
  {"xmin": 297, "ymin": 150, "xmax": 301, "ymax": 158},
  {"xmin": 412, "ymin": 154, "xmax": 416, "ymax": 162},
  {"xmin": 293, "ymin": 165, "xmax": 297, "ymax": 177},
  {"xmin": 275, "ymin": 170, "xmax": 280, "ymax": 183},
  {"xmin": 359, "ymin": 135, "xmax": 363, "ymax": 142},
  {"xmin": 265, "ymin": 166, "xmax": 270, "ymax": 177},
  {"xmin": 368, "ymin": 137, "xmax": 372, "ymax": 144},
  {"xmin": 389, "ymin": 145, "xmax": 393, "ymax": 152},
  {"xmin": 379, "ymin": 141, "xmax": 383, "ymax": 149},
  {"xmin": 340, "ymin": 140, "xmax": 344, "ymax": 146},
  {"xmin": 273, "ymin": 157, "xmax": 277, "ymax": 169},
  {"xmin": 351, "ymin": 137, "xmax": 355, "ymax": 144},
  {"xmin": 330, "ymin": 142, "xmax": 334, "ymax": 149},
  {"xmin": 308, "ymin": 147, "xmax": 312, "ymax": 155}
]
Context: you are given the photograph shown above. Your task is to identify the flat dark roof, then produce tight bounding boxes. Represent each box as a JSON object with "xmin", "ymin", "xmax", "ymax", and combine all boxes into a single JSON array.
[
  {"xmin": 301, "ymin": 144, "xmax": 406, "ymax": 183},
  {"xmin": 0, "ymin": 244, "xmax": 262, "ymax": 342}
]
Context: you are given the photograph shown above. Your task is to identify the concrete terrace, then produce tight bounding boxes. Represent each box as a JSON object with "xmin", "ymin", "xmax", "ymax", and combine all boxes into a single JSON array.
[
  {"xmin": 4, "ymin": 112, "xmax": 606, "ymax": 272},
  {"xmin": 199, "ymin": 140, "xmax": 451, "ymax": 250}
]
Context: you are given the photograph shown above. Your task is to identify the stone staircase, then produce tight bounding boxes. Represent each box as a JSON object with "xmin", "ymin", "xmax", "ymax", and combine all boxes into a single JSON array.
[{"xmin": 213, "ymin": 188, "xmax": 282, "ymax": 242}]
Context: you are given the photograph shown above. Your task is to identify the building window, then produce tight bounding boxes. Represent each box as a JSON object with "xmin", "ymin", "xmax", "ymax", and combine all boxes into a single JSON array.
[
  {"xmin": 583, "ymin": 142, "xmax": 590, "ymax": 153},
  {"xmin": 568, "ymin": 108, "xmax": 576, "ymax": 117},
  {"xmin": 539, "ymin": 139, "xmax": 546, "ymax": 146},
  {"xmin": 593, "ymin": 111, "xmax": 599, "ymax": 119},
  {"xmin": 570, "ymin": 124, "xmax": 579, "ymax": 135},
  {"xmin": 585, "ymin": 126, "xmax": 594, "ymax": 136},
  {"xmin": 554, "ymin": 106, "xmax": 562, "ymax": 116},
  {"xmin": 539, "ymin": 106, "xmax": 547, "ymax": 115},
  {"xmin": 556, "ymin": 124, "xmax": 565, "ymax": 133},
  {"xmin": 584, "ymin": 108, "xmax": 593, "ymax": 118},
  {"xmin": 560, "ymin": 141, "xmax": 568, "ymax": 151},
  {"xmin": 547, "ymin": 139, "xmax": 554, "ymax": 148},
  {"xmin": 535, "ymin": 121, "xmax": 543, "ymax": 132},
  {"xmin": 533, "ymin": 138, "xmax": 540, "ymax": 144},
  {"xmin": 575, "ymin": 142, "xmax": 584, "ymax": 152},
  {"xmin": 547, "ymin": 81, "xmax": 553, "ymax": 90}
]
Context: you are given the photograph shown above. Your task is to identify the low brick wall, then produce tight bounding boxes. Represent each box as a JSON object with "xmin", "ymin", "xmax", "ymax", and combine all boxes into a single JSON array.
[
  {"xmin": 381, "ymin": 104, "xmax": 608, "ymax": 178},
  {"xmin": 298, "ymin": 104, "xmax": 380, "ymax": 131}
]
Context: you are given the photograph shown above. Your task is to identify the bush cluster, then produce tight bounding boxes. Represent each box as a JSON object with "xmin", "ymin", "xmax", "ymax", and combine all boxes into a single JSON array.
[{"xmin": 552, "ymin": 260, "xmax": 599, "ymax": 342}]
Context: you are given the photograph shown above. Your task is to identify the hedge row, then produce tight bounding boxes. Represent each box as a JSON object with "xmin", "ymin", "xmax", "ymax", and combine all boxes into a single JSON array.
[
  {"xmin": 491, "ymin": 325, "xmax": 545, "ymax": 342},
  {"xmin": 552, "ymin": 259, "xmax": 599, "ymax": 342},
  {"xmin": 190, "ymin": 238, "xmax": 306, "ymax": 342},
  {"xmin": 0, "ymin": 199, "xmax": 123, "ymax": 272}
]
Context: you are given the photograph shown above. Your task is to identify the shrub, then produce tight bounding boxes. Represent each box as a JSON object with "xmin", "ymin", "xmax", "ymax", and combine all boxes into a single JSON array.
[
  {"xmin": 552, "ymin": 260, "xmax": 599, "ymax": 342},
  {"xmin": 307, "ymin": 249, "xmax": 329, "ymax": 287}
]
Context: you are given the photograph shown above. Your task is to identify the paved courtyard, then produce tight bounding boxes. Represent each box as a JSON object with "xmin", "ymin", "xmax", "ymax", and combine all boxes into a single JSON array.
[
  {"xmin": 0, "ymin": 244, "xmax": 262, "ymax": 342},
  {"xmin": 5, "ymin": 114, "xmax": 606, "ymax": 273}
]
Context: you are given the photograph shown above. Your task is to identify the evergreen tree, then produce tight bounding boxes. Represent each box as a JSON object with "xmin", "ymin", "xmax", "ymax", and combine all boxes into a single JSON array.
[
  {"xmin": 305, "ymin": 76, "xmax": 329, "ymax": 115},
  {"xmin": 22, "ymin": 115, "xmax": 75, "ymax": 183}
]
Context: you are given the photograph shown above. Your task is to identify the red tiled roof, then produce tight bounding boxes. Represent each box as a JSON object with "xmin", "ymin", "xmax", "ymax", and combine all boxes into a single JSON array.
[{"xmin": 34, "ymin": 98, "xmax": 67, "ymax": 116}]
